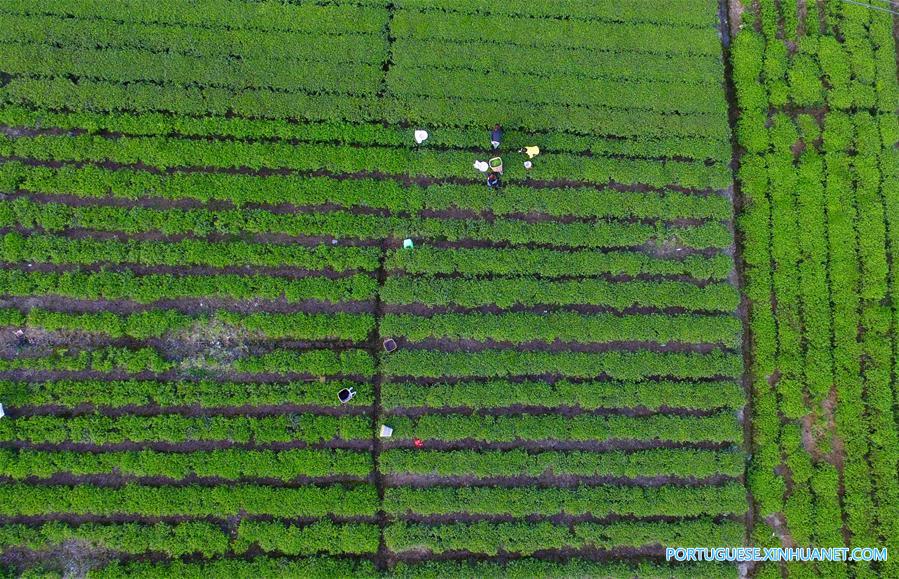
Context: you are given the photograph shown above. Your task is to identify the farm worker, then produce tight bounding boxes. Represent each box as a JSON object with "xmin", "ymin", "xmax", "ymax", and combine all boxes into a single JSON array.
[
  {"xmin": 519, "ymin": 146, "xmax": 540, "ymax": 158},
  {"xmin": 490, "ymin": 124, "xmax": 503, "ymax": 149},
  {"xmin": 414, "ymin": 129, "xmax": 428, "ymax": 144},
  {"xmin": 487, "ymin": 172, "xmax": 500, "ymax": 189},
  {"xmin": 473, "ymin": 160, "xmax": 489, "ymax": 172}
]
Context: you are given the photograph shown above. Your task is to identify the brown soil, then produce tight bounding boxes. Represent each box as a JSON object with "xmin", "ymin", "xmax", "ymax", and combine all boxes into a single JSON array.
[
  {"xmin": 765, "ymin": 512, "xmax": 796, "ymax": 548},
  {"xmin": 0, "ymin": 541, "xmax": 114, "ymax": 578},
  {"xmin": 729, "ymin": 0, "xmax": 746, "ymax": 36}
]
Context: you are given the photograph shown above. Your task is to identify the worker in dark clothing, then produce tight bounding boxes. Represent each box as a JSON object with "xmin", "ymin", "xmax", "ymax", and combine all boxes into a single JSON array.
[
  {"xmin": 490, "ymin": 124, "xmax": 503, "ymax": 150},
  {"xmin": 487, "ymin": 172, "xmax": 500, "ymax": 189}
]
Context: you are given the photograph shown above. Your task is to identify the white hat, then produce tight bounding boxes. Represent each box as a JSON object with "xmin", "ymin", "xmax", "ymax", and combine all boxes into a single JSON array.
[
  {"xmin": 473, "ymin": 160, "xmax": 489, "ymax": 172},
  {"xmin": 414, "ymin": 130, "xmax": 428, "ymax": 144},
  {"xmin": 524, "ymin": 161, "xmax": 533, "ymax": 169}
]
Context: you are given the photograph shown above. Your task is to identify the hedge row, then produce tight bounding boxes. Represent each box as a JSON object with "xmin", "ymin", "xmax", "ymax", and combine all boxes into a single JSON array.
[
  {"xmin": 0, "ymin": 0, "xmax": 388, "ymax": 34},
  {"xmin": 383, "ymin": 483, "xmax": 748, "ymax": 517},
  {"xmin": 380, "ymin": 277, "xmax": 740, "ymax": 311},
  {"xmin": 0, "ymin": 12, "xmax": 387, "ymax": 63},
  {"xmin": 392, "ymin": 0, "xmax": 717, "ymax": 27},
  {"xmin": 232, "ymin": 349, "xmax": 374, "ymax": 377},
  {"xmin": 0, "ymin": 379, "xmax": 372, "ymax": 408},
  {"xmin": 234, "ymin": 520, "xmax": 380, "ymax": 555},
  {"xmin": 386, "ymin": 560, "xmax": 734, "ymax": 579},
  {"xmin": 380, "ymin": 448, "xmax": 743, "ymax": 478},
  {"xmin": 387, "ymin": 66, "xmax": 727, "ymax": 115},
  {"xmin": 94, "ymin": 558, "xmax": 731, "ymax": 579},
  {"xmin": 0, "ymin": 519, "xmax": 380, "ymax": 557},
  {"xmin": 385, "ymin": 518, "xmax": 743, "ymax": 555},
  {"xmin": 0, "ymin": 306, "xmax": 375, "ymax": 342},
  {"xmin": 380, "ymin": 349, "xmax": 742, "ymax": 380},
  {"xmin": 390, "ymin": 38, "xmax": 724, "ymax": 85},
  {"xmin": 390, "ymin": 11, "xmax": 721, "ymax": 55},
  {"xmin": 0, "ymin": 345, "xmax": 373, "ymax": 378},
  {"xmin": 0, "ymin": 521, "xmax": 229, "ymax": 557},
  {"xmin": 0, "ymin": 447, "xmax": 372, "ymax": 480},
  {"xmin": 381, "ymin": 311, "xmax": 741, "ymax": 348},
  {"xmin": 0, "ymin": 43, "xmax": 383, "ymax": 96},
  {"xmin": 382, "ymin": 413, "xmax": 742, "ymax": 444},
  {"xmin": 93, "ymin": 557, "xmax": 377, "ymax": 579},
  {"xmin": 385, "ymin": 246, "xmax": 733, "ymax": 281},
  {"xmin": 1, "ymin": 231, "xmax": 380, "ymax": 272},
  {"xmin": 0, "ymin": 414, "xmax": 371, "ymax": 444},
  {"xmin": 0, "ymin": 483, "xmax": 379, "ymax": 517},
  {"xmin": 381, "ymin": 379, "xmax": 744, "ymax": 411},
  {"xmin": 0, "ymin": 346, "xmax": 171, "ymax": 374},
  {"xmin": 0, "ymin": 269, "xmax": 376, "ymax": 304}
]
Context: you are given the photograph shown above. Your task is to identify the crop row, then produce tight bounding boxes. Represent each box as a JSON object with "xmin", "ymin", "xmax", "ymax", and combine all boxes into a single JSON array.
[
  {"xmin": 92, "ymin": 558, "xmax": 732, "ymax": 579},
  {"xmin": 0, "ymin": 0, "xmax": 388, "ymax": 34},
  {"xmin": 381, "ymin": 379, "xmax": 744, "ymax": 411},
  {"xmin": 0, "ymin": 105, "xmax": 731, "ymax": 163},
  {"xmin": 0, "ymin": 77, "xmax": 733, "ymax": 140},
  {"xmin": 0, "ymin": 346, "xmax": 373, "ymax": 377},
  {"xmin": 0, "ymin": 483, "xmax": 747, "ymax": 520},
  {"xmin": 1, "ymin": 44, "xmax": 384, "ymax": 96},
  {"xmin": 0, "ymin": 414, "xmax": 371, "ymax": 445},
  {"xmin": 385, "ymin": 246, "xmax": 733, "ymax": 281},
  {"xmin": 0, "ymin": 483, "xmax": 379, "ymax": 517},
  {"xmin": 0, "ymin": 521, "xmax": 230, "ymax": 557},
  {"xmin": 1, "ymin": 232, "xmax": 380, "ymax": 272},
  {"xmin": 0, "ymin": 306, "xmax": 375, "ymax": 342},
  {"xmin": 0, "ymin": 447, "xmax": 372, "ymax": 480},
  {"xmin": 385, "ymin": 518, "xmax": 742, "ymax": 555},
  {"xmin": 0, "ymin": 269, "xmax": 376, "ymax": 304},
  {"xmin": 233, "ymin": 349, "xmax": 374, "ymax": 377},
  {"xmin": 383, "ymin": 483, "xmax": 747, "ymax": 517},
  {"xmin": 0, "ymin": 519, "xmax": 379, "ymax": 557},
  {"xmin": 0, "ymin": 379, "xmax": 373, "ymax": 409},
  {"xmin": 93, "ymin": 557, "xmax": 378, "ymax": 579},
  {"xmin": 380, "ymin": 312, "xmax": 741, "ymax": 348},
  {"xmin": 1, "ymin": 198, "xmax": 730, "ymax": 251},
  {"xmin": 0, "ymin": 12, "xmax": 388, "ymax": 64},
  {"xmin": 0, "ymin": 346, "xmax": 172, "ymax": 374},
  {"xmin": 386, "ymin": 67, "xmax": 727, "ymax": 115},
  {"xmin": 0, "ymin": 132, "xmax": 729, "ymax": 189},
  {"xmin": 380, "ymin": 277, "xmax": 740, "ymax": 311},
  {"xmin": 392, "ymin": 0, "xmax": 717, "ymax": 28},
  {"xmin": 389, "ymin": 11, "xmax": 721, "ymax": 56},
  {"xmin": 390, "ymin": 38, "xmax": 723, "ymax": 85},
  {"xmin": 380, "ymin": 413, "xmax": 742, "ymax": 444},
  {"xmin": 0, "ymin": 162, "xmax": 732, "ymax": 219},
  {"xmin": 379, "ymin": 448, "xmax": 743, "ymax": 478},
  {"xmin": 380, "ymin": 349, "xmax": 742, "ymax": 380}
]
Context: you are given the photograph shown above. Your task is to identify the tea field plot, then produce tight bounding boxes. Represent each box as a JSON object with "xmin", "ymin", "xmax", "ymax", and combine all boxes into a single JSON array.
[{"xmin": 0, "ymin": 0, "xmax": 745, "ymax": 576}]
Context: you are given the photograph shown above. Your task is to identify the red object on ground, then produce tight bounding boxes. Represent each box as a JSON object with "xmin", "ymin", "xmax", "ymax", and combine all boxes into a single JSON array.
[{"xmin": 413, "ymin": 438, "xmax": 424, "ymax": 448}]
